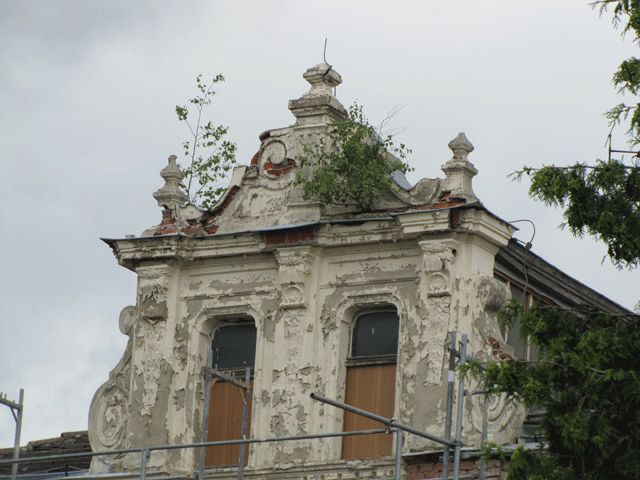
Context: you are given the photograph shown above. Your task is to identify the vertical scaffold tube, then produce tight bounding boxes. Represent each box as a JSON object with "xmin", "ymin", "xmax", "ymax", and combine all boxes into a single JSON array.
[
  {"xmin": 443, "ymin": 332, "xmax": 456, "ymax": 480},
  {"xmin": 452, "ymin": 334, "xmax": 467, "ymax": 480},
  {"xmin": 394, "ymin": 429, "xmax": 403, "ymax": 480}
]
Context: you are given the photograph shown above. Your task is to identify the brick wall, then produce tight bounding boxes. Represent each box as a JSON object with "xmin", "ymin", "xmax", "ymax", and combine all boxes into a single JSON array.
[{"xmin": 405, "ymin": 457, "xmax": 507, "ymax": 480}]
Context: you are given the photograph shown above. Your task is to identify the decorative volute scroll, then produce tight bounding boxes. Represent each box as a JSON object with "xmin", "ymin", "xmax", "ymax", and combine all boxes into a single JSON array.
[
  {"xmin": 88, "ymin": 306, "xmax": 136, "ymax": 472},
  {"xmin": 441, "ymin": 132, "xmax": 478, "ymax": 203}
]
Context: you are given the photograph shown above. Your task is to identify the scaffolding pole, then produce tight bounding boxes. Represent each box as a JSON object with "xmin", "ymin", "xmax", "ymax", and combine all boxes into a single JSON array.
[
  {"xmin": 442, "ymin": 332, "xmax": 456, "ymax": 480},
  {"xmin": 452, "ymin": 335, "xmax": 468, "ymax": 480},
  {"xmin": 0, "ymin": 388, "xmax": 23, "ymax": 480},
  {"xmin": 310, "ymin": 392, "xmax": 457, "ymax": 480},
  {"xmin": 237, "ymin": 367, "xmax": 251, "ymax": 480}
]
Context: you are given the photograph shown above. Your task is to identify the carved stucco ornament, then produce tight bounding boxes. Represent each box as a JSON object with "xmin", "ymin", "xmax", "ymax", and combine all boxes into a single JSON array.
[
  {"xmin": 474, "ymin": 276, "xmax": 510, "ymax": 348},
  {"xmin": 468, "ymin": 277, "xmax": 524, "ymax": 440},
  {"xmin": 138, "ymin": 269, "xmax": 169, "ymax": 322},
  {"xmin": 88, "ymin": 306, "xmax": 136, "ymax": 472},
  {"xmin": 275, "ymin": 247, "xmax": 314, "ymax": 309}
]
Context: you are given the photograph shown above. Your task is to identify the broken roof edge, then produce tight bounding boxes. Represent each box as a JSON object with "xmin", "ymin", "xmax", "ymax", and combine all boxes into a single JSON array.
[{"xmin": 101, "ymin": 202, "xmax": 517, "ymax": 244}]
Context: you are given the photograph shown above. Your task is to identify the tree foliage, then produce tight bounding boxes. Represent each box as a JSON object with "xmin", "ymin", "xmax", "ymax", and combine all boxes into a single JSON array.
[
  {"xmin": 515, "ymin": 1, "xmax": 640, "ymax": 268},
  {"xmin": 296, "ymin": 102, "xmax": 411, "ymax": 210},
  {"xmin": 471, "ymin": 302, "xmax": 640, "ymax": 480},
  {"xmin": 176, "ymin": 74, "xmax": 237, "ymax": 210},
  {"xmin": 515, "ymin": 160, "xmax": 640, "ymax": 268},
  {"xmin": 468, "ymin": 4, "xmax": 640, "ymax": 478}
]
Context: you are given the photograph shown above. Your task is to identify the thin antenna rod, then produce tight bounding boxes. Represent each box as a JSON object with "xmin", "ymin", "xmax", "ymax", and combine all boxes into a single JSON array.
[
  {"xmin": 322, "ymin": 37, "xmax": 336, "ymax": 96},
  {"xmin": 323, "ymin": 38, "xmax": 328, "ymax": 64}
]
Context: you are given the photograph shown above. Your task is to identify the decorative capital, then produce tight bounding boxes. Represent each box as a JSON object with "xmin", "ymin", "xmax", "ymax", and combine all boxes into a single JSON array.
[{"xmin": 152, "ymin": 155, "xmax": 188, "ymax": 210}]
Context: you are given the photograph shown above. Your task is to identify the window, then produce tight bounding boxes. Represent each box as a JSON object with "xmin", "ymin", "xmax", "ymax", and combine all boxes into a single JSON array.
[
  {"xmin": 342, "ymin": 310, "xmax": 399, "ymax": 459},
  {"xmin": 205, "ymin": 322, "xmax": 256, "ymax": 466},
  {"xmin": 495, "ymin": 275, "xmax": 540, "ymax": 362}
]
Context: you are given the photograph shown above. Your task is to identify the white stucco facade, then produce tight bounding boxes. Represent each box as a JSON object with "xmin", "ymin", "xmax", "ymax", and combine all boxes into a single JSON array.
[{"xmin": 88, "ymin": 63, "xmax": 524, "ymax": 478}]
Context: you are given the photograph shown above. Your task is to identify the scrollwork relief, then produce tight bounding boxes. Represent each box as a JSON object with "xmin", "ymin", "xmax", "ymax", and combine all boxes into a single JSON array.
[{"xmin": 88, "ymin": 306, "xmax": 135, "ymax": 465}]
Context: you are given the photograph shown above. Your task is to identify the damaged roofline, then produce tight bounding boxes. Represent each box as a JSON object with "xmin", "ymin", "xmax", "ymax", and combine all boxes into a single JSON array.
[
  {"xmin": 100, "ymin": 217, "xmax": 397, "ymax": 245},
  {"xmin": 101, "ymin": 202, "xmax": 518, "ymax": 246}
]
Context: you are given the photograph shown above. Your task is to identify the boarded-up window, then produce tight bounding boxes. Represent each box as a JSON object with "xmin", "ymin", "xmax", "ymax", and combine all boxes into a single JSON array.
[
  {"xmin": 342, "ymin": 311, "xmax": 399, "ymax": 459},
  {"xmin": 205, "ymin": 323, "xmax": 255, "ymax": 466}
]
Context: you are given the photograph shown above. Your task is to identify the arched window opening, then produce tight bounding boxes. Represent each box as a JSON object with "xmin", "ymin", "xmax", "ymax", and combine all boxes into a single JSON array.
[
  {"xmin": 342, "ymin": 310, "xmax": 399, "ymax": 459},
  {"xmin": 205, "ymin": 321, "xmax": 256, "ymax": 467}
]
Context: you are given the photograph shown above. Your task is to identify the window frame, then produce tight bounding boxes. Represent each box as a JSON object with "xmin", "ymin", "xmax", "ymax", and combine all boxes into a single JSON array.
[
  {"xmin": 346, "ymin": 308, "xmax": 400, "ymax": 366},
  {"xmin": 204, "ymin": 319, "xmax": 257, "ymax": 467},
  {"xmin": 341, "ymin": 307, "xmax": 400, "ymax": 460},
  {"xmin": 210, "ymin": 320, "xmax": 257, "ymax": 378}
]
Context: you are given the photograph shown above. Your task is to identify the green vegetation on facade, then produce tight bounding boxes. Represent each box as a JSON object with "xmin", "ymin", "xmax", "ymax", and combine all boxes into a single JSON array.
[
  {"xmin": 471, "ymin": 2, "xmax": 640, "ymax": 479},
  {"xmin": 176, "ymin": 74, "xmax": 237, "ymax": 210},
  {"xmin": 296, "ymin": 102, "xmax": 412, "ymax": 211}
]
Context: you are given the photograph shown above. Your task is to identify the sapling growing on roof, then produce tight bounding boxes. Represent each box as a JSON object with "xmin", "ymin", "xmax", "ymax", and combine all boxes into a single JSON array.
[
  {"xmin": 175, "ymin": 74, "xmax": 237, "ymax": 210},
  {"xmin": 296, "ymin": 102, "xmax": 412, "ymax": 211}
]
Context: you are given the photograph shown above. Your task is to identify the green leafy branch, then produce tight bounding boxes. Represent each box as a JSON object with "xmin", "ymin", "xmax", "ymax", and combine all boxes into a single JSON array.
[
  {"xmin": 511, "ymin": 161, "xmax": 640, "ymax": 268},
  {"xmin": 176, "ymin": 74, "xmax": 237, "ymax": 210},
  {"xmin": 463, "ymin": 300, "xmax": 640, "ymax": 479},
  {"xmin": 296, "ymin": 102, "xmax": 412, "ymax": 211}
]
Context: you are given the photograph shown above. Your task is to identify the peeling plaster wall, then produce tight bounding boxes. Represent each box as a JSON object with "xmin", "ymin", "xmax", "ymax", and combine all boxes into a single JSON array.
[
  {"xmin": 89, "ymin": 64, "xmax": 523, "ymax": 475},
  {"xmin": 89, "ymin": 213, "xmax": 522, "ymax": 475}
]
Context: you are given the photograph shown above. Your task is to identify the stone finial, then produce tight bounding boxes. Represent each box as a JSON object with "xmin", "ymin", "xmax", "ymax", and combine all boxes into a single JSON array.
[
  {"xmin": 441, "ymin": 132, "xmax": 479, "ymax": 202},
  {"xmin": 153, "ymin": 155, "xmax": 188, "ymax": 209},
  {"xmin": 447, "ymin": 132, "xmax": 474, "ymax": 160},
  {"xmin": 288, "ymin": 63, "xmax": 347, "ymax": 125},
  {"xmin": 302, "ymin": 63, "xmax": 342, "ymax": 97}
]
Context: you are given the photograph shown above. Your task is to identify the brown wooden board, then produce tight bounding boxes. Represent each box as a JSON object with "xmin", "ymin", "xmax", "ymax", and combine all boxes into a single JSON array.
[
  {"xmin": 205, "ymin": 381, "xmax": 252, "ymax": 466},
  {"xmin": 342, "ymin": 363, "xmax": 396, "ymax": 459}
]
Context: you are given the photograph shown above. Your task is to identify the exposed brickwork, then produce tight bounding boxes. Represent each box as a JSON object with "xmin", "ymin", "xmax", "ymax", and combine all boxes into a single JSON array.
[
  {"xmin": 264, "ymin": 225, "xmax": 317, "ymax": 245},
  {"xmin": 487, "ymin": 336, "xmax": 513, "ymax": 361},
  {"xmin": 405, "ymin": 457, "xmax": 507, "ymax": 480},
  {"xmin": 449, "ymin": 209, "xmax": 461, "ymax": 229},
  {"xmin": 264, "ymin": 158, "xmax": 296, "ymax": 177},
  {"xmin": 154, "ymin": 208, "xmax": 178, "ymax": 235}
]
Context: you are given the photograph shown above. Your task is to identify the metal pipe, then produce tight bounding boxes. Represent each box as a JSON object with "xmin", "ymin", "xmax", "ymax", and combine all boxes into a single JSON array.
[
  {"xmin": 394, "ymin": 429, "xmax": 403, "ymax": 480},
  {"xmin": 11, "ymin": 389, "xmax": 23, "ymax": 480},
  {"xmin": 140, "ymin": 449, "xmax": 148, "ymax": 480},
  {"xmin": 452, "ymin": 334, "xmax": 468, "ymax": 480},
  {"xmin": 310, "ymin": 393, "xmax": 455, "ymax": 447},
  {"xmin": 0, "ymin": 428, "xmax": 391, "ymax": 466},
  {"xmin": 442, "ymin": 332, "xmax": 456, "ymax": 480},
  {"xmin": 478, "ymin": 393, "xmax": 489, "ymax": 480}
]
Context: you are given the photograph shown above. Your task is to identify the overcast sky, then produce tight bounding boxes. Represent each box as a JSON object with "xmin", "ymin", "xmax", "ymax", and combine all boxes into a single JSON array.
[{"xmin": 1, "ymin": 0, "xmax": 638, "ymax": 446}]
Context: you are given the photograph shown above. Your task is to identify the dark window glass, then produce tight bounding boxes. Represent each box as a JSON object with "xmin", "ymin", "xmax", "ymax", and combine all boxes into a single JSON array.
[
  {"xmin": 351, "ymin": 311, "xmax": 399, "ymax": 358},
  {"xmin": 510, "ymin": 284, "xmax": 526, "ymax": 306},
  {"xmin": 508, "ymin": 284, "xmax": 528, "ymax": 359},
  {"xmin": 211, "ymin": 323, "xmax": 256, "ymax": 370}
]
